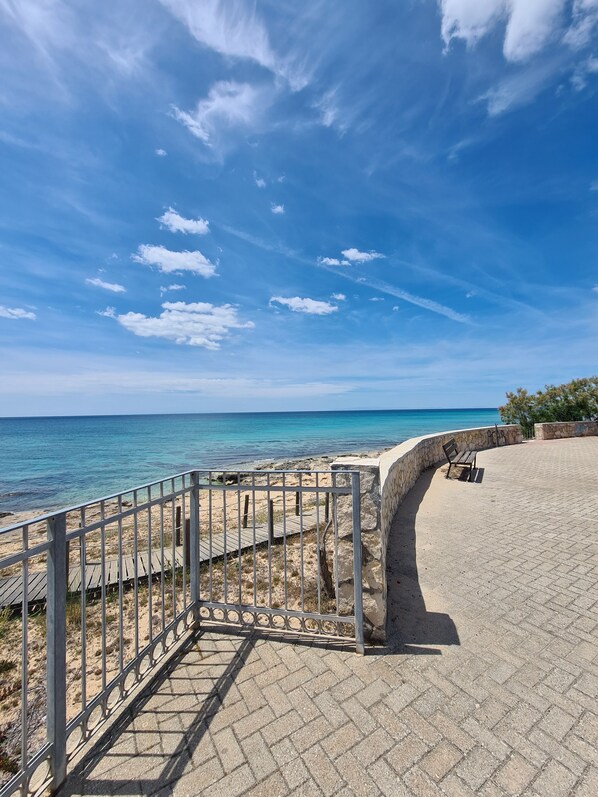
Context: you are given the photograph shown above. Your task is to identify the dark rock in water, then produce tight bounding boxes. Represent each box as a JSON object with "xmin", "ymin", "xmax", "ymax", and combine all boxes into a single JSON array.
[{"xmin": 0, "ymin": 511, "xmax": 14, "ymax": 519}]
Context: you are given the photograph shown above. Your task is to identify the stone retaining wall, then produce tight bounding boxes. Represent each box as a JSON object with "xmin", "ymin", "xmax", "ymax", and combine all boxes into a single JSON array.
[
  {"xmin": 534, "ymin": 420, "xmax": 598, "ymax": 440},
  {"xmin": 332, "ymin": 424, "xmax": 522, "ymax": 642}
]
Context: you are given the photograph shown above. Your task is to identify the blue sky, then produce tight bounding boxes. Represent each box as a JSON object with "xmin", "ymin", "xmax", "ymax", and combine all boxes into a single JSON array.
[{"xmin": 0, "ymin": 0, "xmax": 597, "ymax": 416}]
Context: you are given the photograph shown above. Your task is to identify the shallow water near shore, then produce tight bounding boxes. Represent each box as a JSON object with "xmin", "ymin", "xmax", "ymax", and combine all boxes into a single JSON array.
[{"xmin": 0, "ymin": 408, "xmax": 499, "ymax": 514}]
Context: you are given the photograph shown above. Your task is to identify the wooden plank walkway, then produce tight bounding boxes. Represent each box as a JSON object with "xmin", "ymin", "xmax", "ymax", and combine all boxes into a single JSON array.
[{"xmin": 0, "ymin": 508, "xmax": 324, "ymax": 609}]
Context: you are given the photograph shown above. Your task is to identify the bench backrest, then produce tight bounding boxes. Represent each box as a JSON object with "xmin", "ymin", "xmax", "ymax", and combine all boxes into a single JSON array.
[{"xmin": 442, "ymin": 438, "xmax": 459, "ymax": 462}]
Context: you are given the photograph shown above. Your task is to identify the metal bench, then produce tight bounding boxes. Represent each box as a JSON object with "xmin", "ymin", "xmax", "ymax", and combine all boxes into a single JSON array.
[{"xmin": 442, "ymin": 438, "xmax": 477, "ymax": 481}]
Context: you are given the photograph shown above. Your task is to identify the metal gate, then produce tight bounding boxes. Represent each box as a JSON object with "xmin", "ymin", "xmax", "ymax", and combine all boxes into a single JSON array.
[
  {"xmin": 192, "ymin": 468, "xmax": 364, "ymax": 652},
  {"xmin": 0, "ymin": 466, "xmax": 363, "ymax": 797}
]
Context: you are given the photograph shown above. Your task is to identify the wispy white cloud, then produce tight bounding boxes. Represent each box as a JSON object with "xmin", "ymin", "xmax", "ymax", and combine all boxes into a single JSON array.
[
  {"xmin": 318, "ymin": 257, "xmax": 350, "ymax": 266},
  {"xmin": 155, "ymin": 148, "xmax": 167, "ymax": 156},
  {"xmin": 314, "ymin": 88, "xmax": 348, "ymax": 132},
  {"xmin": 392, "ymin": 306, "xmax": 399, "ymax": 311},
  {"xmin": 564, "ymin": 0, "xmax": 598, "ymax": 49},
  {"xmin": 440, "ymin": 0, "xmax": 567, "ymax": 63},
  {"xmin": 159, "ymin": 0, "xmax": 307, "ymax": 89},
  {"xmin": 160, "ymin": 283, "xmax": 186, "ymax": 295},
  {"xmin": 318, "ymin": 266, "xmax": 471, "ymax": 324},
  {"xmin": 331, "ymin": 293, "xmax": 346, "ymax": 301},
  {"xmin": 157, "ymin": 207, "xmax": 209, "ymax": 235},
  {"xmin": 369, "ymin": 297, "xmax": 384, "ymax": 302},
  {"xmin": 571, "ymin": 55, "xmax": 598, "ymax": 90},
  {"xmin": 341, "ymin": 248, "xmax": 385, "ymax": 263},
  {"xmin": 172, "ymin": 80, "xmax": 268, "ymax": 149},
  {"xmin": 270, "ymin": 296, "xmax": 338, "ymax": 315},
  {"xmin": 254, "ymin": 174, "xmax": 266, "ymax": 188},
  {"xmin": 271, "ymin": 203, "xmax": 285, "ymax": 215},
  {"xmin": 85, "ymin": 277, "xmax": 126, "ymax": 293},
  {"xmin": 590, "ymin": 179, "xmax": 598, "ymax": 191},
  {"xmin": 133, "ymin": 244, "xmax": 216, "ymax": 277},
  {"xmin": 0, "ymin": 305, "xmax": 36, "ymax": 320},
  {"xmin": 101, "ymin": 301, "xmax": 254, "ymax": 349},
  {"xmin": 481, "ymin": 58, "xmax": 559, "ymax": 114}
]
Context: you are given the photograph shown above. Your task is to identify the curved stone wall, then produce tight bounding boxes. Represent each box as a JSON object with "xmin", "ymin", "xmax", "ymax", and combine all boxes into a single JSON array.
[{"xmin": 333, "ymin": 424, "xmax": 522, "ymax": 642}]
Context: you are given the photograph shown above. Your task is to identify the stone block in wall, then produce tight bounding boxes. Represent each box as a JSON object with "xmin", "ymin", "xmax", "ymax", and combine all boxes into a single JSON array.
[{"xmin": 535, "ymin": 421, "xmax": 598, "ymax": 440}]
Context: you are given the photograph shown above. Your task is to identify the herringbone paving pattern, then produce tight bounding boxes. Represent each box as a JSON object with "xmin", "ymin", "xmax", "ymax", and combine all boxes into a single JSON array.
[{"xmin": 60, "ymin": 438, "xmax": 598, "ymax": 796}]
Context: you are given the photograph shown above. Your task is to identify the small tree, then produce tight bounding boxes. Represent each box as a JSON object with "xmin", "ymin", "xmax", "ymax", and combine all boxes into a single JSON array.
[{"xmin": 499, "ymin": 377, "xmax": 598, "ymax": 437}]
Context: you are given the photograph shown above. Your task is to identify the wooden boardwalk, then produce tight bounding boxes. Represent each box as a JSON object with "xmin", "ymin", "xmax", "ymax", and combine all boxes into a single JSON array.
[{"xmin": 0, "ymin": 509, "xmax": 323, "ymax": 609}]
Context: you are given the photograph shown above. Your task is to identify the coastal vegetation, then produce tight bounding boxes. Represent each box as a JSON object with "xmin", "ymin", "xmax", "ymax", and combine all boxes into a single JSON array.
[{"xmin": 499, "ymin": 377, "xmax": 598, "ymax": 438}]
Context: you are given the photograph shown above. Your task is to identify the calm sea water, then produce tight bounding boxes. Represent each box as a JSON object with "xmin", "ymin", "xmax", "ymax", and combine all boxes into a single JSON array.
[{"xmin": 0, "ymin": 409, "xmax": 500, "ymax": 514}]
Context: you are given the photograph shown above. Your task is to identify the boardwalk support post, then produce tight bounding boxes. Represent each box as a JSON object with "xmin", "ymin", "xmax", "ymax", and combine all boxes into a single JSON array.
[
  {"xmin": 242, "ymin": 494, "xmax": 249, "ymax": 529},
  {"xmin": 47, "ymin": 512, "xmax": 67, "ymax": 790},
  {"xmin": 175, "ymin": 505, "xmax": 182, "ymax": 546},
  {"xmin": 268, "ymin": 500, "xmax": 275, "ymax": 544}
]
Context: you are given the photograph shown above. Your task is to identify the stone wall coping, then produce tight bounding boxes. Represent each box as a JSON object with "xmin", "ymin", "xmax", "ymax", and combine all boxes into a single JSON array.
[
  {"xmin": 377, "ymin": 424, "xmax": 519, "ymax": 488},
  {"xmin": 331, "ymin": 457, "xmax": 380, "ymax": 469}
]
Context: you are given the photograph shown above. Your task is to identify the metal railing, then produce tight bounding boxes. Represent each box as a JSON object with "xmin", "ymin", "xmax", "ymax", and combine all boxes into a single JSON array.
[{"xmin": 0, "ymin": 468, "xmax": 362, "ymax": 796}]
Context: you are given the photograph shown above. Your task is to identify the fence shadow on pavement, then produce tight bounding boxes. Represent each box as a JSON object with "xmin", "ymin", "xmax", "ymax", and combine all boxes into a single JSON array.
[
  {"xmin": 58, "ymin": 630, "xmax": 256, "ymax": 796},
  {"xmin": 385, "ymin": 466, "xmax": 460, "ymax": 655}
]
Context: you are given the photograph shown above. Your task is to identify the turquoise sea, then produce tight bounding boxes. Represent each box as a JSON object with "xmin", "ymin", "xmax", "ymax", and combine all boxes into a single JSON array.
[{"xmin": 0, "ymin": 409, "xmax": 500, "ymax": 514}]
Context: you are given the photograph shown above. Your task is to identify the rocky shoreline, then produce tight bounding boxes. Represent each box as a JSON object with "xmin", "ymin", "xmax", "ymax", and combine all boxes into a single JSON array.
[{"xmin": 0, "ymin": 447, "xmax": 392, "ymax": 528}]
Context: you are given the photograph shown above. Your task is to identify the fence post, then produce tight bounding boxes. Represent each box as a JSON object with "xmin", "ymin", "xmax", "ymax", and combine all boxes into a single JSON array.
[
  {"xmin": 295, "ymin": 491, "xmax": 300, "ymax": 516},
  {"xmin": 175, "ymin": 505, "xmax": 182, "ymax": 546},
  {"xmin": 47, "ymin": 512, "xmax": 68, "ymax": 789},
  {"xmin": 268, "ymin": 500, "xmax": 274, "ymax": 544},
  {"xmin": 242, "ymin": 494, "xmax": 249, "ymax": 529},
  {"xmin": 351, "ymin": 473, "xmax": 365, "ymax": 655},
  {"xmin": 190, "ymin": 472, "xmax": 200, "ymax": 625},
  {"xmin": 325, "ymin": 492, "xmax": 330, "ymax": 523}
]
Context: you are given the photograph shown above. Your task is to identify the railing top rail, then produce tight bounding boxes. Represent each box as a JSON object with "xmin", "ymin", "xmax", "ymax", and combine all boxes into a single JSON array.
[{"xmin": 0, "ymin": 467, "xmax": 361, "ymax": 536}]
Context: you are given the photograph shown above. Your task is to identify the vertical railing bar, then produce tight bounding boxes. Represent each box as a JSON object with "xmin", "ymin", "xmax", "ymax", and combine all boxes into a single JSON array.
[
  {"xmin": 47, "ymin": 512, "xmax": 67, "ymax": 790},
  {"xmin": 100, "ymin": 500, "xmax": 107, "ymax": 693},
  {"xmin": 133, "ymin": 490, "xmax": 139, "ymax": 658},
  {"xmin": 190, "ymin": 471, "xmax": 200, "ymax": 626},
  {"xmin": 147, "ymin": 487, "xmax": 153, "ymax": 645},
  {"xmin": 80, "ymin": 508, "xmax": 87, "ymax": 714},
  {"xmin": 266, "ymin": 473, "xmax": 272, "ymax": 608},
  {"xmin": 159, "ymin": 481, "xmax": 165, "ymax": 634},
  {"xmin": 171, "ymin": 479, "xmax": 176, "ymax": 620},
  {"xmin": 351, "ymin": 472, "xmax": 365, "ymax": 655},
  {"xmin": 252, "ymin": 473, "xmax": 257, "ymax": 607},
  {"xmin": 222, "ymin": 484, "xmax": 228, "ymax": 604},
  {"xmin": 117, "ymin": 495, "xmax": 124, "ymax": 677},
  {"xmin": 197, "ymin": 471, "xmax": 205, "ymax": 608},
  {"xmin": 299, "ymin": 473, "xmax": 304, "ymax": 612},
  {"xmin": 333, "ymin": 474, "xmax": 340, "ymax": 615},
  {"xmin": 236, "ymin": 475, "xmax": 242, "ymax": 604},
  {"xmin": 282, "ymin": 473, "xmax": 288, "ymax": 611},
  {"xmin": 181, "ymin": 479, "xmax": 187, "ymax": 611},
  {"xmin": 20, "ymin": 524, "xmax": 29, "ymax": 771},
  {"xmin": 315, "ymin": 473, "xmax": 321, "ymax": 615},
  {"xmin": 208, "ymin": 473, "xmax": 213, "ymax": 603}
]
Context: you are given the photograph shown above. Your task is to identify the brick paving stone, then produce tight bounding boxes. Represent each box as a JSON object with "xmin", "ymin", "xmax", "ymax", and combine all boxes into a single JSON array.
[
  {"xmin": 529, "ymin": 759, "xmax": 578, "ymax": 797},
  {"xmin": 419, "ymin": 740, "xmax": 462, "ymax": 781},
  {"xmin": 574, "ymin": 766, "xmax": 598, "ymax": 797},
  {"xmin": 456, "ymin": 747, "xmax": 501, "ymax": 791},
  {"xmin": 57, "ymin": 439, "xmax": 598, "ymax": 797},
  {"xmin": 494, "ymin": 753, "xmax": 537, "ymax": 796}
]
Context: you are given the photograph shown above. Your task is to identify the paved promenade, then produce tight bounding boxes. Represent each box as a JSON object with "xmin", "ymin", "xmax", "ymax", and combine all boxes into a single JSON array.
[{"xmin": 60, "ymin": 438, "xmax": 598, "ymax": 796}]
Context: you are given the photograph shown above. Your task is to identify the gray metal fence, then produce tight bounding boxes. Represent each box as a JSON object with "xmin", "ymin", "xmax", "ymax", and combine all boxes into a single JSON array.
[{"xmin": 0, "ymin": 468, "xmax": 362, "ymax": 796}]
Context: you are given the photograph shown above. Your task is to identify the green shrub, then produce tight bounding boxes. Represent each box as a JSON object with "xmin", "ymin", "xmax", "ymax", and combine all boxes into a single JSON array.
[{"xmin": 499, "ymin": 377, "xmax": 598, "ymax": 436}]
